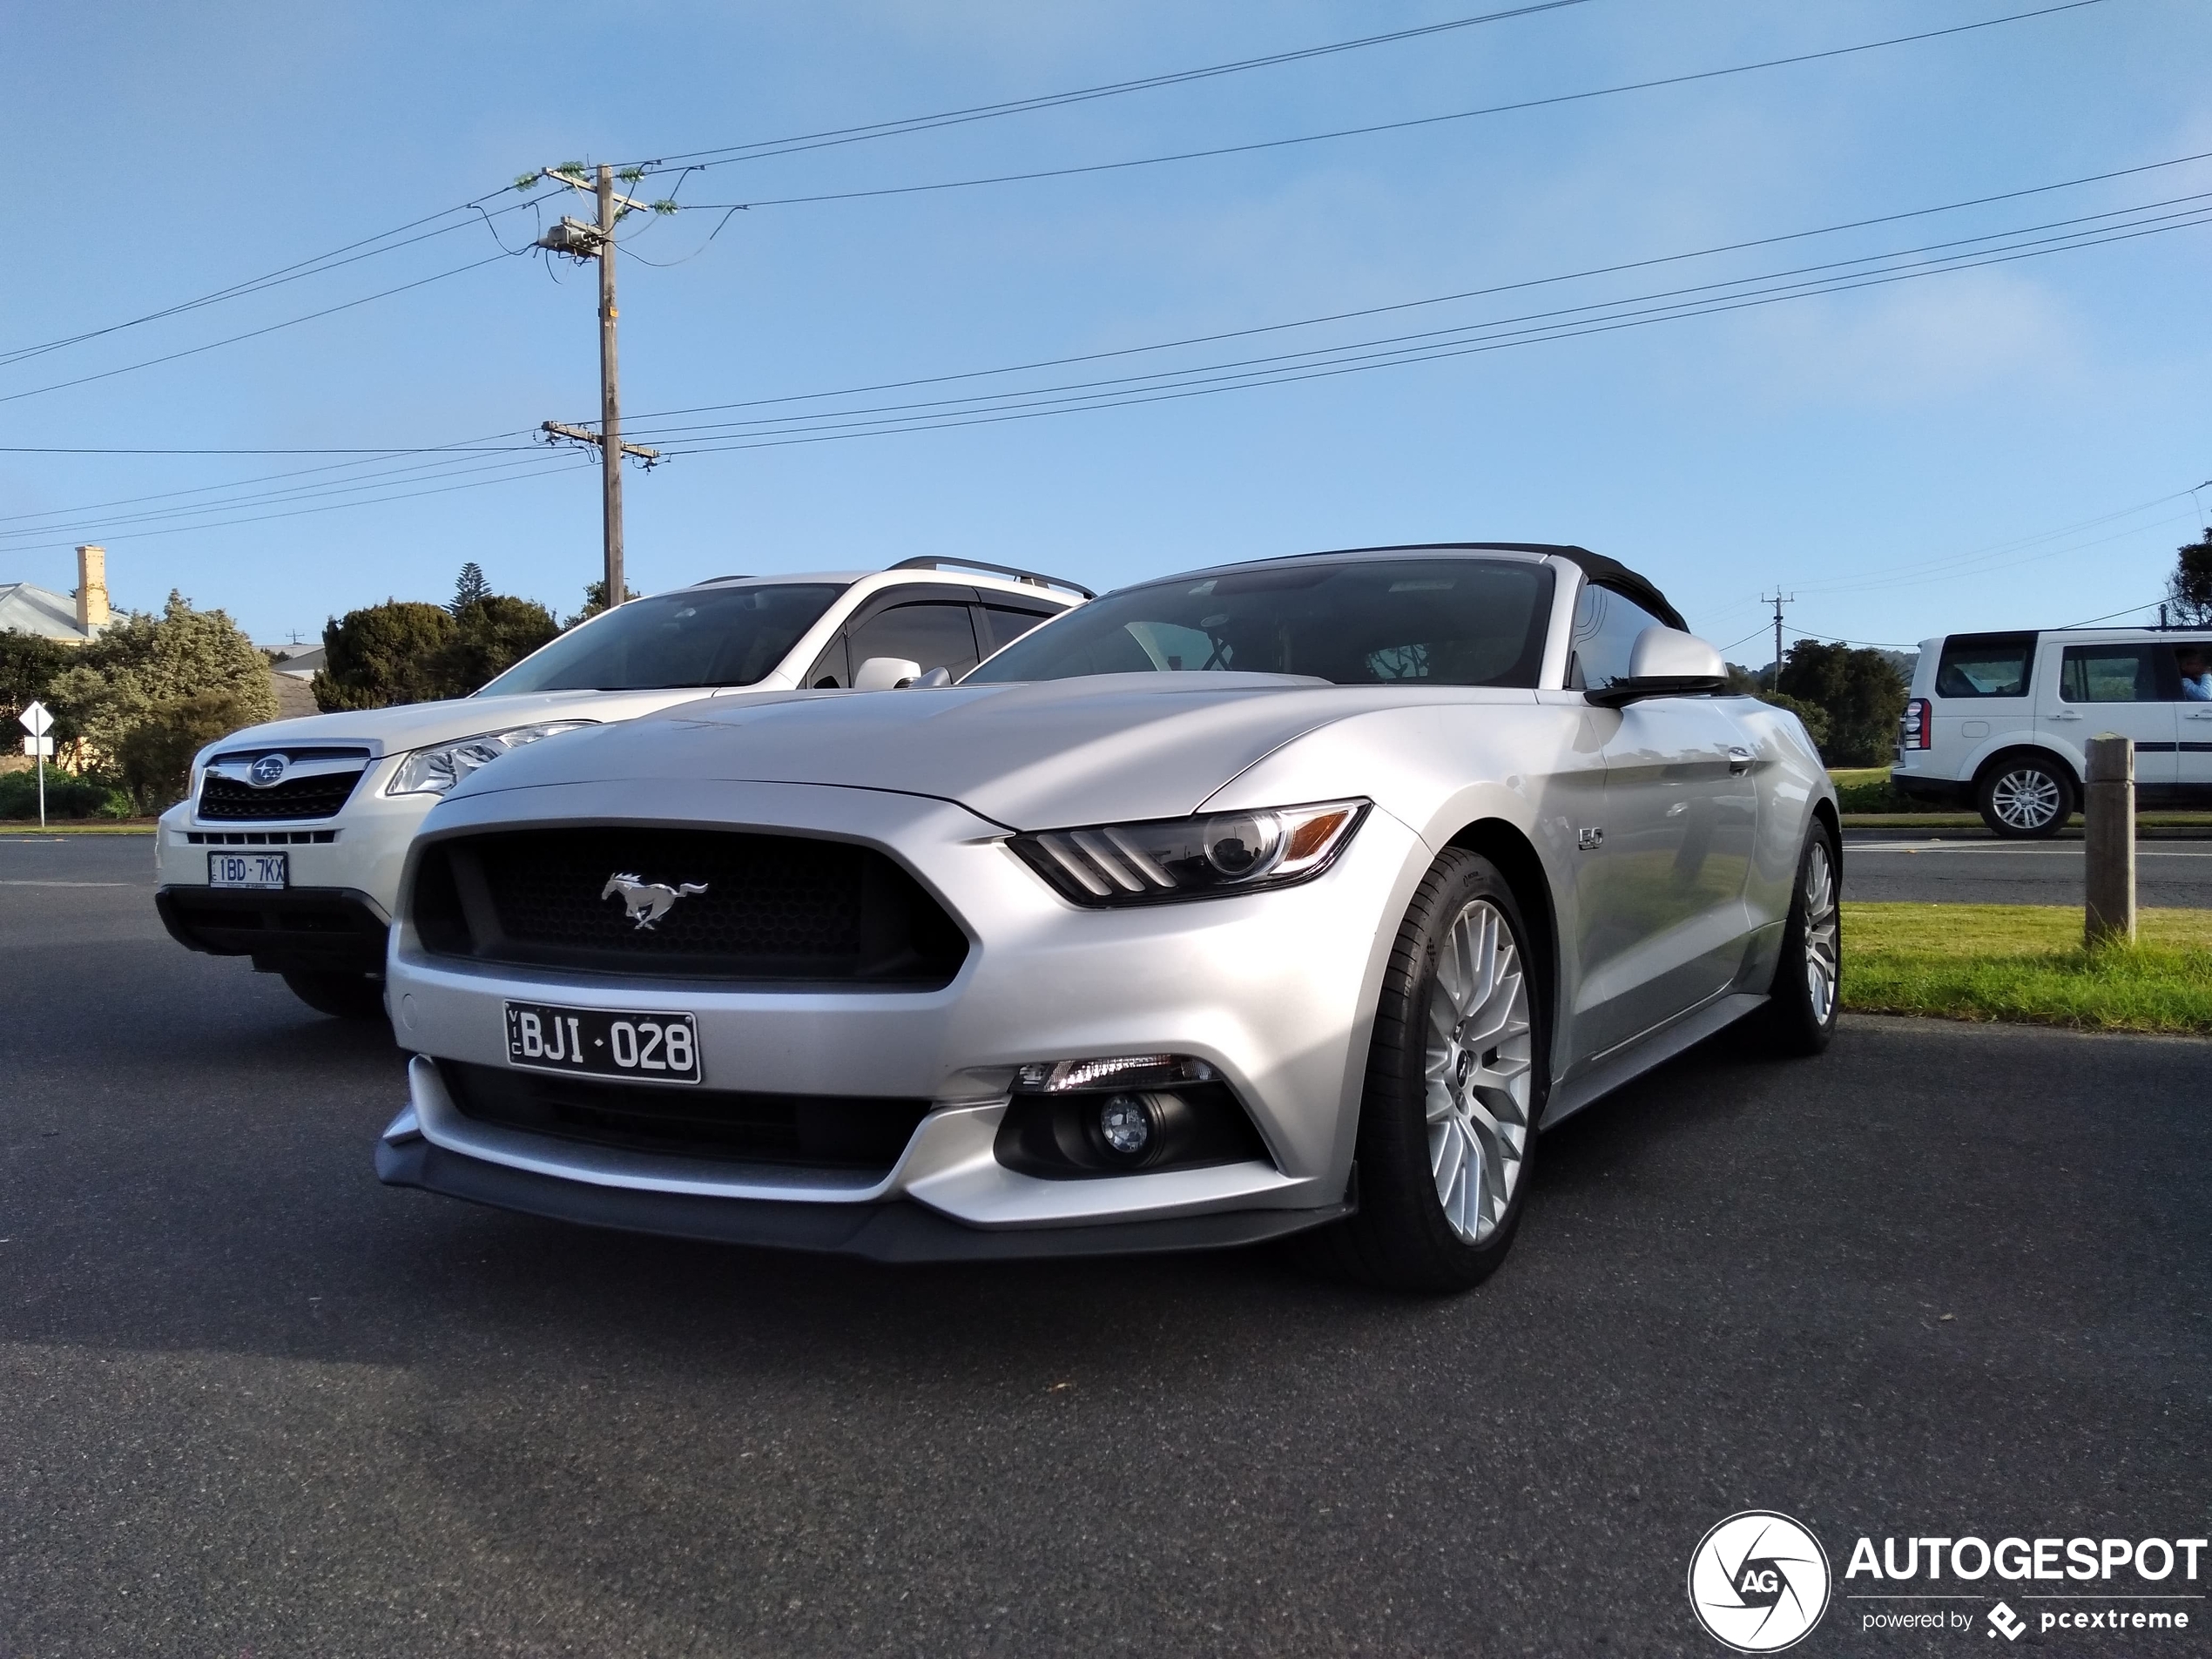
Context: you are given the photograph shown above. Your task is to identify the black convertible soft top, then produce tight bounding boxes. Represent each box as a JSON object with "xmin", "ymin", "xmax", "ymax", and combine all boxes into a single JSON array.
[{"xmin": 1151, "ymin": 542, "xmax": 1688, "ymax": 634}]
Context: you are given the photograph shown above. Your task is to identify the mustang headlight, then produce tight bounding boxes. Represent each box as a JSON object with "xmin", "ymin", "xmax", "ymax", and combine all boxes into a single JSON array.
[
  {"xmin": 385, "ymin": 720, "xmax": 595, "ymax": 798},
  {"xmin": 1009, "ymin": 799, "xmax": 1368, "ymax": 906}
]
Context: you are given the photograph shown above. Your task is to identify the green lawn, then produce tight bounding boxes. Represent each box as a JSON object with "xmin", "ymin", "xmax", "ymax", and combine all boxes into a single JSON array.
[{"xmin": 1842, "ymin": 902, "xmax": 2212, "ymax": 1035}]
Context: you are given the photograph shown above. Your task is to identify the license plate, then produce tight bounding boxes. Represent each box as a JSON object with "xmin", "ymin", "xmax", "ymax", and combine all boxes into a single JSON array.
[
  {"xmin": 504, "ymin": 1001, "xmax": 701, "ymax": 1084},
  {"xmin": 209, "ymin": 851, "xmax": 287, "ymax": 889}
]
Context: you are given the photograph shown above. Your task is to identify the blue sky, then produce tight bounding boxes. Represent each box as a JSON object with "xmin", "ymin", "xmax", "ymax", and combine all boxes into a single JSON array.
[{"xmin": 3, "ymin": 0, "xmax": 2208, "ymax": 663}]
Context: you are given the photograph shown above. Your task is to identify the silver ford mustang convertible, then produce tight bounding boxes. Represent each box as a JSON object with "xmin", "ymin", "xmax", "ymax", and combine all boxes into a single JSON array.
[{"xmin": 377, "ymin": 543, "xmax": 1839, "ymax": 1291}]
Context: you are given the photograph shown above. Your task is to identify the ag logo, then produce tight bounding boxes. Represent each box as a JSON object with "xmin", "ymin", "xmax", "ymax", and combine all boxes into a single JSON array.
[{"xmin": 1688, "ymin": 1511, "xmax": 1831, "ymax": 1652}]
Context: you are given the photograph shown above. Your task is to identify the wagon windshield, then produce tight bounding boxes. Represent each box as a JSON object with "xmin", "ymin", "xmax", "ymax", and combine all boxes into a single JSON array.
[
  {"xmin": 478, "ymin": 583, "xmax": 846, "ymax": 694},
  {"xmin": 963, "ymin": 558, "xmax": 1554, "ymax": 687}
]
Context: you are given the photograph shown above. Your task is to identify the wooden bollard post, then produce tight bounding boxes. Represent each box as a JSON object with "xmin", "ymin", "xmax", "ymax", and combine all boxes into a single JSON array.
[{"xmin": 2083, "ymin": 733, "xmax": 2135, "ymax": 948}]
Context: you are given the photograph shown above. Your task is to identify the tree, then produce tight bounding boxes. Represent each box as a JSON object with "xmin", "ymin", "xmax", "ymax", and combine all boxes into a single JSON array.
[
  {"xmin": 1776, "ymin": 640, "xmax": 1907, "ymax": 767},
  {"xmin": 313, "ymin": 601, "xmax": 460, "ymax": 711},
  {"xmin": 47, "ymin": 591, "xmax": 276, "ymax": 762},
  {"xmin": 442, "ymin": 594, "xmax": 559, "ymax": 689},
  {"xmin": 450, "ymin": 561, "xmax": 491, "ymax": 615},
  {"xmin": 115, "ymin": 688, "xmax": 260, "ymax": 813},
  {"xmin": 0, "ymin": 630, "xmax": 76, "ymax": 739},
  {"xmin": 2168, "ymin": 528, "xmax": 2212, "ymax": 626},
  {"xmin": 564, "ymin": 577, "xmax": 641, "ymax": 629}
]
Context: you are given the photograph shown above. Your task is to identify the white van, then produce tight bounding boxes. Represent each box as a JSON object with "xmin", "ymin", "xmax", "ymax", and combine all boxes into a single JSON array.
[{"xmin": 1891, "ymin": 628, "xmax": 2212, "ymax": 835}]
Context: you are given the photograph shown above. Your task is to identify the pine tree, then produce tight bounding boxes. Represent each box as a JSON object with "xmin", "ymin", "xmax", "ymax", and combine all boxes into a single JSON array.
[{"xmin": 450, "ymin": 561, "xmax": 491, "ymax": 615}]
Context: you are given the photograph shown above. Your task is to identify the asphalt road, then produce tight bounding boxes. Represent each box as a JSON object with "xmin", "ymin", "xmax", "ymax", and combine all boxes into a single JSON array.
[
  {"xmin": 1842, "ymin": 832, "xmax": 2212, "ymax": 907},
  {"xmin": 3, "ymin": 833, "xmax": 2208, "ymax": 1656}
]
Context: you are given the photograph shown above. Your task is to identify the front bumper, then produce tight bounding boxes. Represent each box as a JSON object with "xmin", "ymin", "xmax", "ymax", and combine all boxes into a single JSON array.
[
  {"xmin": 155, "ymin": 883, "xmax": 390, "ymax": 974},
  {"xmin": 381, "ymin": 778, "xmax": 1422, "ymax": 1248}
]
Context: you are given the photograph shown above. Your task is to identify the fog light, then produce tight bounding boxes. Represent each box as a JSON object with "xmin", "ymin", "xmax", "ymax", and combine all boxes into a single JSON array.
[{"xmin": 1097, "ymin": 1094, "xmax": 1152, "ymax": 1158}]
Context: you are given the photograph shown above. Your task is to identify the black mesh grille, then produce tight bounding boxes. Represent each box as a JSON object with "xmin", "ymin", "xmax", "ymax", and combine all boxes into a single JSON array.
[
  {"xmin": 412, "ymin": 826, "xmax": 968, "ymax": 985},
  {"xmin": 442, "ymin": 1060, "xmax": 929, "ymax": 1171},
  {"xmin": 199, "ymin": 770, "xmax": 365, "ymax": 820}
]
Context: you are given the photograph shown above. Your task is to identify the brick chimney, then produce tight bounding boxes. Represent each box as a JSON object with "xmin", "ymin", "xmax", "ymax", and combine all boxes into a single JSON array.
[{"xmin": 75, "ymin": 544, "xmax": 109, "ymax": 634}]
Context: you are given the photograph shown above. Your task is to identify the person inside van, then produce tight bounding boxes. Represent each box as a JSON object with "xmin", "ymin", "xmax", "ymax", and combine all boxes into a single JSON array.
[{"xmin": 2178, "ymin": 645, "xmax": 2212, "ymax": 701}]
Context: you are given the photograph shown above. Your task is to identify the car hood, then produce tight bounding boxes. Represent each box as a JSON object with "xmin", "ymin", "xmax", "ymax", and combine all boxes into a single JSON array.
[
  {"xmin": 194, "ymin": 687, "xmax": 751, "ymax": 761},
  {"xmin": 447, "ymin": 672, "xmax": 1487, "ymax": 830}
]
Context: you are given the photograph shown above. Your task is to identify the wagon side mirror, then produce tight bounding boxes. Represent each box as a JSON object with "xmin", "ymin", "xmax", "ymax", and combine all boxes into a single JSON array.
[
  {"xmin": 853, "ymin": 656, "xmax": 924, "ymax": 691},
  {"xmin": 1587, "ymin": 627, "xmax": 1728, "ymax": 707}
]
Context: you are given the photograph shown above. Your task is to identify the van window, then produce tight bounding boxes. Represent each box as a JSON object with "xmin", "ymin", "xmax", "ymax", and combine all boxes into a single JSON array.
[
  {"xmin": 2172, "ymin": 641, "xmax": 2212, "ymax": 702},
  {"xmin": 1932, "ymin": 634, "xmax": 2034, "ymax": 699},
  {"xmin": 2059, "ymin": 644, "xmax": 2160, "ymax": 703}
]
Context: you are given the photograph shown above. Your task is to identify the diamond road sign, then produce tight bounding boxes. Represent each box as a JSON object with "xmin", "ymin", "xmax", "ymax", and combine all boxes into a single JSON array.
[{"xmin": 17, "ymin": 698, "xmax": 52, "ymax": 738}]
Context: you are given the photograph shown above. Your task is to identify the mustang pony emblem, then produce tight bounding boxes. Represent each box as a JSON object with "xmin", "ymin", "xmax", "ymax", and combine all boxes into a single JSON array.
[{"xmin": 601, "ymin": 873, "xmax": 708, "ymax": 930}]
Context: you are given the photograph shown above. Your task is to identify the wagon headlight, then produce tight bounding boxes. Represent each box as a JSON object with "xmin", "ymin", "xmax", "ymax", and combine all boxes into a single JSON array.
[
  {"xmin": 385, "ymin": 720, "xmax": 595, "ymax": 797},
  {"xmin": 1009, "ymin": 799, "xmax": 1368, "ymax": 906}
]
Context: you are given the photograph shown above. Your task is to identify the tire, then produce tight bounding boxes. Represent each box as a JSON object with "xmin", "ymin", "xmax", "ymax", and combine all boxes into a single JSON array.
[
  {"xmin": 1302, "ymin": 848, "xmax": 1548, "ymax": 1293},
  {"xmin": 1977, "ymin": 753, "xmax": 2072, "ymax": 838},
  {"xmin": 1756, "ymin": 819, "xmax": 1842, "ymax": 1056},
  {"xmin": 282, "ymin": 970, "xmax": 388, "ymax": 1021}
]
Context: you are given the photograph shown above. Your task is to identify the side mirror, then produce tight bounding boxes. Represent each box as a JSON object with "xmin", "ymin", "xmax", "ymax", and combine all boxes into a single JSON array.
[
  {"xmin": 1587, "ymin": 626, "xmax": 1727, "ymax": 707},
  {"xmin": 853, "ymin": 656, "xmax": 924, "ymax": 691},
  {"xmin": 906, "ymin": 666, "xmax": 954, "ymax": 689}
]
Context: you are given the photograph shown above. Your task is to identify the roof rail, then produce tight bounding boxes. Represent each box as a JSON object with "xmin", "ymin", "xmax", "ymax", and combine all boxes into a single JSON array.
[{"xmin": 887, "ymin": 556, "xmax": 1095, "ymax": 599}]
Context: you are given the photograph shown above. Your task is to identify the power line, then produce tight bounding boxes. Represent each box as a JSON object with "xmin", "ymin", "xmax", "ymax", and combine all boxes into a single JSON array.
[
  {"xmin": 625, "ymin": 0, "xmax": 1597, "ymax": 173},
  {"xmin": 0, "ymin": 251, "xmax": 523, "ymax": 407},
  {"xmin": 613, "ymin": 149, "xmax": 2212, "ymax": 429},
  {"xmin": 0, "ymin": 448, "xmax": 562, "ymax": 543},
  {"xmin": 0, "ymin": 198, "xmax": 540, "ymax": 370},
  {"xmin": 667, "ymin": 0, "xmax": 2115, "ymax": 211},
  {"xmin": 5, "ymin": 452, "xmax": 591, "ymax": 556},
  {"xmin": 603, "ymin": 194, "xmax": 2212, "ymax": 453}
]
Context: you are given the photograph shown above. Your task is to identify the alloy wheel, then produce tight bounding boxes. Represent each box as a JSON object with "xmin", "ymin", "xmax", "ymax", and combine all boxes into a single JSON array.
[
  {"xmin": 1802, "ymin": 839, "xmax": 1839, "ymax": 1025},
  {"xmin": 1424, "ymin": 898, "xmax": 1534, "ymax": 1244},
  {"xmin": 1990, "ymin": 766, "xmax": 2061, "ymax": 831}
]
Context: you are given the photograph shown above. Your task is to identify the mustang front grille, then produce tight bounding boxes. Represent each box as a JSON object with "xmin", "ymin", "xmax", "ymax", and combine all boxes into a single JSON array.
[{"xmin": 410, "ymin": 826, "xmax": 969, "ymax": 985}]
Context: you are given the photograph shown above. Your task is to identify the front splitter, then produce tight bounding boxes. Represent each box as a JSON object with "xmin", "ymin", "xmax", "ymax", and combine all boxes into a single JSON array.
[{"xmin": 375, "ymin": 1136, "xmax": 1351, "ymax": 1264}]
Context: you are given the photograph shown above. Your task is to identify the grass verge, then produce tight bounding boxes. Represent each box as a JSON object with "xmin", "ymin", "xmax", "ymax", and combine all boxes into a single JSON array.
[
  {"xmin": 0, "ymin": 820, "xmax": 158, "ymax": 833},
  {"xmin": 1842, "ymin": 902, "xmax": 2212, "ymax": 1035}
]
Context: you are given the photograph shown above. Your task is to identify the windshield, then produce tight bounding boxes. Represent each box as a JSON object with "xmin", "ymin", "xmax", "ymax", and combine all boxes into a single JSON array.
[
  {"xmin": 477, "ymin": 583, "xmax": 846, "ymax": 695},
  {"xmin": 965, "ymin": 558, "xmax": 1553, "ymax": 687}
]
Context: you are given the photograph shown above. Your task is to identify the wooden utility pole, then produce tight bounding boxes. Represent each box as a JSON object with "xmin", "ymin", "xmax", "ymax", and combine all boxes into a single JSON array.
[
  {"xmin": 595, "ymin": 165, "xmax": 624, "ymax": 613},
  {"xmin": 2083, "ymin": 733, "xmax": 2136, "ymax": 946},
  {"xmin": 532, "ymin": 164, "xmax": 671, "ymax": 612}
]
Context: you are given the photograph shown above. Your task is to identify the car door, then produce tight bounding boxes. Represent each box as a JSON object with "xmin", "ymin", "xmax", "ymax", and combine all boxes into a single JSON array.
[
  {"xmin": 1568, "ymin": 583, "xmax": 1757, "ymax": 1057},
  {"xmin": 2044, "ymin": 642, "xmax": 2179, "ymax": 791},
  {"xmin": 2165, "ymin": 637, "xmax": 2212, "ymax": 799}
]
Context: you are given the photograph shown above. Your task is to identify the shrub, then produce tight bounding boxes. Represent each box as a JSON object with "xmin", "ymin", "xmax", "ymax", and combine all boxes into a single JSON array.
[
  {"xmin": 314, "ymin": 601, "xmax": 459, "ymax": 711},
  {"xmin": 0, "ymin": 765, "xmax": 133, "ymax": 819}
]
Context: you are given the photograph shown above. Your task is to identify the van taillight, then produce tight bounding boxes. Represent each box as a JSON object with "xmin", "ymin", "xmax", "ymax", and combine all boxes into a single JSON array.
[{"xmin": 1900, "ymin": 698, "xmax": 1932, "ymax": 750}]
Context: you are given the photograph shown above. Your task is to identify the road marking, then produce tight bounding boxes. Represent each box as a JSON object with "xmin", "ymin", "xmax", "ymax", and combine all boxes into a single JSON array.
[
  {"xmin": 0, "ymin": 880, "xmax": 138, "ymax": 887},
  {"xmin": 1845, "ymin": 842, "xmax": 2212, "ymax": 857}
]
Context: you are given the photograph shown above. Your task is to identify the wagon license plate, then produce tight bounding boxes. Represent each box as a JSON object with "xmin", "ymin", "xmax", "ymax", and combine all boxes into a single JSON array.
[
  {"xmin": 208, "ymin": 851, "xmax": 287, "ymax": 889},
  {"xmin": 504, "ymin": 1001, "xmax": 701, "ymax": 1084}
]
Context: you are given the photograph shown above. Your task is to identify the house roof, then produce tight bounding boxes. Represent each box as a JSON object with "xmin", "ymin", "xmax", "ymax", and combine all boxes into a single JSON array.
[{"xmin": 0, "ymin": 583, "xmax": 93, "ymax": 644}]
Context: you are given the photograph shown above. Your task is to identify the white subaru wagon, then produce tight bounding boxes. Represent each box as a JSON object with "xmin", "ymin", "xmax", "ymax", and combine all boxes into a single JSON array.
[{"xmin": 154, "ymin": 559, "xmax": 1084, "ymax": 1016}]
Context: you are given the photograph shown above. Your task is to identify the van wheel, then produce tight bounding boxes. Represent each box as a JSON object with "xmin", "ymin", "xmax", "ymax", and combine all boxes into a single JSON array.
[
  {"xmin": 282, "ymin": 970, "xmax": 388, "ymax": 1021},
  {"xmin": 1977, "ymin": 755, "xmax": 2071, "ymax": 839}
]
